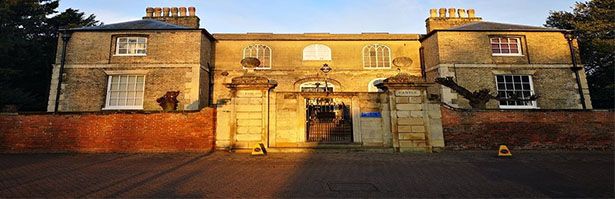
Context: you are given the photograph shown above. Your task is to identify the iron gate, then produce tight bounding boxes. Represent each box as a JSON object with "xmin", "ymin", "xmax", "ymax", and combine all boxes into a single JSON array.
[{"xmin": 306, "ymin": 98, "xmax": 352, "ymax": 143}]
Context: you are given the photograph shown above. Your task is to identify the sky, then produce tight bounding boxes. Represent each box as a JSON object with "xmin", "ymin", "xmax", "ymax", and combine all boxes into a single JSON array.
[{"xmin": 58, "ymin": 0, "xmax": 583, "ymax": 34}]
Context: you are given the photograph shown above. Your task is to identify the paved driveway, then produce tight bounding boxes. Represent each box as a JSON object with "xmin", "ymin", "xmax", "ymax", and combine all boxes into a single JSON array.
[{"xmin": 0, "ymin": 151, "xmax": 612, "ymax": 198}]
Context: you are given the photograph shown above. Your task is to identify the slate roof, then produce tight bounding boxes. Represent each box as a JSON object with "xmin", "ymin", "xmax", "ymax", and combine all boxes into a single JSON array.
[
  {"xmin": 448, "ymin": 21, "xmax": 565, "ymax": 32},
  {"xmin": 70, "ymin": 19, "xmax": 193, "ymax": 31}
]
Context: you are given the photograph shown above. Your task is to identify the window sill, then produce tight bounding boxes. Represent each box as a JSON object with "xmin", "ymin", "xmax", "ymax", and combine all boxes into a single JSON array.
[
  {"xmin": 102, "ymin": 106, "xmax": 144, "ymax": 111},
  {"xmin": 499, "ymin": 105, "xmax": 539, "ymax": 109},
  {"xmin": 363, "ymin": 67, "xmax": 392, "ymax": 70},
  {"xmin": 302, "ymin": 59, "xmax": 332, "ymax": 61},
  {"xmin": 243, "ymin": 67, "xmax": 271, "ymax": 70},
  {"xmin": 113, "ymin": 54, "xmax": 147, "ymax": 57},
  {"xmin": 492, "ymin": 54, "xmax": 524, "ymax": 57}
]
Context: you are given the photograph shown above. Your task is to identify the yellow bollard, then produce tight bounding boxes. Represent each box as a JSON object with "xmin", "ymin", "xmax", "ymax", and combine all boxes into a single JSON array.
[
  {"xmin": 251, "ymin": 143, "xmax": 267, "ymax": 156},
  {"xmin": 498, "ymin": 145, "xmax": 512, "ymax": 157}
]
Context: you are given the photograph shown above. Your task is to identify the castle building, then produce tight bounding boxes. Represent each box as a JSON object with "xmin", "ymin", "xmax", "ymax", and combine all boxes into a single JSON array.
[{"xmin": 46, "ymin": 7, "xmax": 592, "ymax": 151}]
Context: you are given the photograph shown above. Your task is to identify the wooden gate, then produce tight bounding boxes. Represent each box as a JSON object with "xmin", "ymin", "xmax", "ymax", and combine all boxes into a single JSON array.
[{"xmin": 306, "ymin": 98, "xmax": 352, "ymax": 143}]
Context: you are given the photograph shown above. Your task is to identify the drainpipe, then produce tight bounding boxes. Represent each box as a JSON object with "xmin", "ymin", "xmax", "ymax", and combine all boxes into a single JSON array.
[
  {"xmin": 564, "ymin": 32, "xmax": 586, "ymax": 109},
  {"xmin": 54, "ymin": 30, "xmax": 72, "ymax": 113}
]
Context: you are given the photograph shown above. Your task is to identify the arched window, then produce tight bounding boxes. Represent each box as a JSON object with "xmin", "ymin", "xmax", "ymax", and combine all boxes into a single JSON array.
[
  {"xmin": 300, "ymin": 81, "xmax": 334, "ymax": 92},
  {"xmin": 243, "ymin": 44, "xmax": 272, "ymax": 69},
  {"xmin": 303, "ymin": 44, "xmax": 331, "ymax": 60},
  {"xmin": 368, "ymin": 78, "xmax": 387, "ymax": 92},
  {"xmin": 363, "ymin": 44, "xmax": 391, "ymax": 68}
]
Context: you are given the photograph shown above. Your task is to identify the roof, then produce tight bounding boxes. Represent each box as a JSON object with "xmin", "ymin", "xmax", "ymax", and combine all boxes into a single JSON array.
[
  {"xmin": 213, "ymin": 33, "xmax": 421, "ymax": 41},
  {"xmin": 70, "ymin": 19, "xmax": 194, "ymax": 31},
  {"xmin": 448, "ymin": 21, "xmax": 565, "ymax": 32}
]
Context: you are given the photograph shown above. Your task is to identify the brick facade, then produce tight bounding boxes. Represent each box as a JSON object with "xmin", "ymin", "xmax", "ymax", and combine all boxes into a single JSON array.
[
  {"xmin": 0, "ymin": 108, "xmax": 216, "ymax": 152},
  {"xmin": 47, "ymin": 30, "xmax": 214, "ymax": 112},
  {"xmin": 441, "ymin": 106, "xmax": 614, "ymax": 150}
]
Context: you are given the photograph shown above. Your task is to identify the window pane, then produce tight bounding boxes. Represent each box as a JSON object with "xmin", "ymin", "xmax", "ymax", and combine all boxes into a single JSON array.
[
  {"xmin": 513, "ymin": 76, "xmax": 521, "ymax": 82},
  {"xmin": 497, "ymin": 83, "xmax": 505, "ymax": 90}
]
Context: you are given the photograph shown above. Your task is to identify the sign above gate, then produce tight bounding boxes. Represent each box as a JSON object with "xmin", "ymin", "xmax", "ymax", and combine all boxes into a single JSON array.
[
  {"xmin": 237, "ymin": 90, "xmax": 262, "ymax": 97},
  {"xmin": 395, "ymin": 89, "xmax": 421, "ymax": 97}
]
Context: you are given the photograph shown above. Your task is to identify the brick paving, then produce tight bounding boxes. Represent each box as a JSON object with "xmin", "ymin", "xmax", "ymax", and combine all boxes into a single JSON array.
[{"xmin": 0, "ymin": 151, "xmax": 612, "ymax": 198}]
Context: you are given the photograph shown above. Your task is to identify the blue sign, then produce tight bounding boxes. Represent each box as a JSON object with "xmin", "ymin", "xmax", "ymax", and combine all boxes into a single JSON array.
[{"xmin": 361, "ymin": 112, "xmax": 382, "ymax": 118}]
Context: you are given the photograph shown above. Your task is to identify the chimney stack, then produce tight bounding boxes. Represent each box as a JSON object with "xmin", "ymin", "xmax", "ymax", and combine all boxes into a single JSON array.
[
  {"xmin": 448, "ymin": 8, "xmax": 457, "ymax": 18},
  {"xmin": 171, "ymin": 7, "xmax": 179, "ymax": 17},
  {"xmin": 179, "ymin": 7, "xmax": 187, "ymax": 16},
  {"xmin": 188, "ymin": 7, "xmax": 196, "ymax": 16},
  {"xmin": 468, "ymin": 9, "xmax": 476, "ymax": 18},
  {"xmin": 457, "ymin": 9, "xmax": 467, "ymax": 18},
  {"xmin": 143, "ymin": 6, "xmax": 200, "ymax": 29},
  {"xmin": 425, "ymin": 7, "xmax": 482, "ymax": 33},
  {"xmin": 429, "ymin": 9, "xmax": 437, "ymax": 18}
]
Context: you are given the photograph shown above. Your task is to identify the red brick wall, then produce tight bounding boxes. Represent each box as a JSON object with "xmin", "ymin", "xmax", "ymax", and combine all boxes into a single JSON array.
[
  {"xmin": 0, "ymin": 108, "xmax": 216, "ymax": 153},
  {"xmin": 441, "ymin": 106, "xmax": 614, "ymax": 150}
]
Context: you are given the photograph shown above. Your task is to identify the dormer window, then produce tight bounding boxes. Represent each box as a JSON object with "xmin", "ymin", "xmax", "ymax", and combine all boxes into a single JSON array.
[
  {"xmin": 490, "ymin": 36, "xmax": 522, "ymax": 56},
  {"xmin": 116, "ymin": 37, "xmax": 147, "ymax": 56}
]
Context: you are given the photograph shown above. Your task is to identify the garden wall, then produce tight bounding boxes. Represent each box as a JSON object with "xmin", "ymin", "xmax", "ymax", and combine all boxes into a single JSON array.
[
  {"xmin": 0, "ymin": 108, "xmax": 216, "ymax": 153},
  {"xmin": 441, "ymin": 106, "xmax": 614, "ymax": 150}
]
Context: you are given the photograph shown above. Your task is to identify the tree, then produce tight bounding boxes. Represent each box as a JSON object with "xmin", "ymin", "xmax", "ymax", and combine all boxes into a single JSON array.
[
  {"xmin": 0, "ymin": 0, "xmax": 99, "ymax": 111},
  {"xmin": 545, "ymin": 0, "xmax": 615, "ymax": 109}
]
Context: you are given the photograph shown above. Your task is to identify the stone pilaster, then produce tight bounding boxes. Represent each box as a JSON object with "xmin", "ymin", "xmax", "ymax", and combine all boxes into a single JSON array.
[
  {"xmin": 381, "ymin": 73, "xmax": 444, "ymax": 152},
  {"xmin": 224, "ymin": 74, "xmax": 277, "ymax": 149}
]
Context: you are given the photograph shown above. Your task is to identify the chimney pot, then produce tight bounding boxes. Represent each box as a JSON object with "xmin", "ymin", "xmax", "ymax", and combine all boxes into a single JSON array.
[
  {"xmin": 179, "ymin": 7, "xmax": 187, "ymax": 16},
  {"xmin": 467, "ymin": 9, "xmax": 476, "ymax": 18},
  {"xmin": 429, "ymin": 9, "xmax": 437, "ymax": 18},
  {"xmin": 145, "ymin": 7, "xmax": 154, "ymax": 17},
  {"xmin": 171, "ymin": 7, "xmax": 179, "ymax": 17},
  {"xmin": 438, "ymin": 8, "xmax": 446, "ymax": 17},
  {"xmin": 154, "ymin": 7, "xmax": 162, "ymax": 17},
  {"xmin": 448, "ymin": 8, "xmax": 457, "ymax": 18},
  {"xmin": 188, "ymin": 7, "xmax": 196, "ymax": 16},
  {"xmin": 163, "ymin": 7, "xmax": 170, "ymax": 17},
  {"xmin": 457, "ymin": 8, "xmax": 467, "ymax": 18}
]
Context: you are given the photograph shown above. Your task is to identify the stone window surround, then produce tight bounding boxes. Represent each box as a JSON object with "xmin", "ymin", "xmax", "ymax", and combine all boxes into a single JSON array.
[
  {"xmin": 362, "ymin": 44, "xmax": 392, "ymax": 69},
  {"xmin": 303, "ymin": 44, "xmax": 332, "ymax": 61},
  {"xmin": 102, "ymin": 70, "xmax": 149, "ymax": 110},
  {"xmin": 242, "ymin": 44, "xmax": 272, "ymax": 69},
  {"xmin": 489, "ymin": 35, "xmax": 523, "ymax": 57},
  {"xmin": 112, "ymin": 34, "xmax": 149, "ymax": 56}
]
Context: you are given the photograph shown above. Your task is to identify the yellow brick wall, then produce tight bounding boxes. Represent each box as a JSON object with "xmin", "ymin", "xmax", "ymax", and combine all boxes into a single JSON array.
[
  {"xmin": 430, "ymin": 31, "xmax": 574, "ymax": 65},
  {"xmin": 211, "ymin": 38, "xmax": 423, "ymax": 102},
  {"xmin": 58, "ymin": 30, "xmax": 203, "ymax": 65},
  {"xmin": 49, "ymin": 30, "xmax": 212, "ymax": 112}
]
